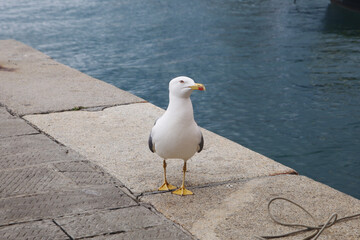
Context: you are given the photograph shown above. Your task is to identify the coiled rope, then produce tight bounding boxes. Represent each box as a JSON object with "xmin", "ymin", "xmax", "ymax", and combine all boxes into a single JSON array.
[{"xmin": 254, "ymin": 197, "xmax": 360, "ymax": 240}]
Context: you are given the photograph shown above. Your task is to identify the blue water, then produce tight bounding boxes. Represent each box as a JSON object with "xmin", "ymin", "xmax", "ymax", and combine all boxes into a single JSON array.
[{"xmin": 1, "ymin": 0, "xmax": 360, "ymax": 199}]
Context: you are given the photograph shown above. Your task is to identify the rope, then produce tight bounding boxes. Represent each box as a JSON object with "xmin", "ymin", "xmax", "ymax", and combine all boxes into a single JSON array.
[{"xmin": 254, "ymin": 197, "xmax": 360, "ymax": 240}]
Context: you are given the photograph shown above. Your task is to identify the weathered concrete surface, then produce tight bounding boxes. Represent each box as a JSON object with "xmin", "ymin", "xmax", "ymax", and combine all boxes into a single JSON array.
[
  {"xmin": 0, "ymin": 186, "xmax": 136, "ymax": 226},
  {"xmin": 25, "ymin": 103, "xmax": 295, "ymax": 195},
  {"xmin": 0, "ymin": 107, "xmax": 38, "ymax": 137},
  {"xmin": 0, "ymin": 220, "xmax": 69, "ymax": 240},
  {"xmin": 0, "ymin": 133, "xmax": 83, "ymax": 169},
  {"xmin": 55, "ymin": 206, "xmax": 174, "ymax": 239},
  {"xmin": 141, "ymin": 175, "xmax": 360, "ymax": 239},
  {"xmin": 0, "ymin": 107, "xmax": 193, "ymax": 240},
  {"xmin": 0, "ymin": 39, "xmax": 143, "ymax": 116},
  {"xmin": 90, "ymin": 225, "xmax": 193, "ymax": 240}
]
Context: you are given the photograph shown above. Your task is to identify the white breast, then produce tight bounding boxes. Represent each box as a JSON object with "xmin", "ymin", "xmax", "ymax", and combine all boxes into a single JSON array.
[{"xmin": 151, "ymin": 111, "xmax": 201, "ymax": 160}]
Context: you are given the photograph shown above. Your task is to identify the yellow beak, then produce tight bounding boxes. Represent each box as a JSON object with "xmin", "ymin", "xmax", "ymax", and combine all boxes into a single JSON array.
[{"xmin": 189, "ymin": 83, "xmax": 206, "ymax": 91}]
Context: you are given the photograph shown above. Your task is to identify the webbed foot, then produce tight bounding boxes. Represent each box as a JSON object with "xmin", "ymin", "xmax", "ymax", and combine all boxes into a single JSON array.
[
  {"xmin": 158, "ymin": 181, "xmax": 177, "ymax": 191},
  {"xmin": 172, "ymin": 186, "xmax": 193, "ymax": 196}
]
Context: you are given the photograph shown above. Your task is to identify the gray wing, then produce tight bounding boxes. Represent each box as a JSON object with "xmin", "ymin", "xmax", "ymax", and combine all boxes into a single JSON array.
[
  {"xmin": 148, "ymin": 134, "xmax": 155, "ymax": 153},
  {"xmin": 197, "ymin": 132, "xmax": 204, "ymax": 153},
  {"xmin": 148, "ymin": 119, "xmax": 158, "ymax": 153}
]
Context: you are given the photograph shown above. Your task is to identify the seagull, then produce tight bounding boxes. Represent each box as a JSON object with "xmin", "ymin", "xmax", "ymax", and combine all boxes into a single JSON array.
[{"xmin": 148, "ymin": 76, "xmax": 205, "ymax": 196}]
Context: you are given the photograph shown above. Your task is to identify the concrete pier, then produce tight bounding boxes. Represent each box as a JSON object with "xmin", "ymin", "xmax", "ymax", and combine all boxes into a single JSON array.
[{"xmin": 1, "ymin": 40, "xmax": 359, "ymax": 239}]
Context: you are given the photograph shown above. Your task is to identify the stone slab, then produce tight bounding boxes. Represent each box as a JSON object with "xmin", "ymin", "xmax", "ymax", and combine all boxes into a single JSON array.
[
  {"xmin": 0, "ymin": 186, "xmax": 136, "ymax": 225},
  {"xmin": 25, "ymin": 103, "xmax": 295, "ymax": 195},
  {"xmin": 0, "ymin": 220, "xmax": 69, "ymax": 240},
  {"xmin": 90, "ymin": 225, "xmax": 193, "ymax": 240},
  {"xmin": 0, "ymin": 134, "xmax": 83, "ymax": 170},
  {"xmin": 55, "ymin": 206, "xmax": 171, "ymax": 239},
  {"xmin": 54, "ymin": 161, "xmax": 122, "ymax": 186},
  {"xmin": 0, "ymin": 107, "xmax": 38, "ymax": 138},
  {"xmin": 0, "ymin": 165, "xmax": 74, "ymax": 198},
  {"xmin": 0, "ymin": 40, "xmax": 144, "ymax": 116},
  {"xmin": 53, "ymin": 160, "xmax": 97, "ymax": 172},
  {"xmin": 140, "ymin": 175, "xmax": 360, "ymax": 240},
  {"xmin": 0, "ymin": 110, "xmax": 190, "ymax": 239}
]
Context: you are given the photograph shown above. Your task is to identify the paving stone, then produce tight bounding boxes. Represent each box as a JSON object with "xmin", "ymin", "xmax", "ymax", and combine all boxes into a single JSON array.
[
  {"xmin": 0, "ymin": 107, "xmax": 38, "ymax": 138},
  {"xmin": 0, "ymin": 40, "xmax": 144, "ymax": 116},
  {"xmin": 0, "ymin": 186, "xmax": 136, "ymax": 225},
  {"xmin": 54, "ymin": 161, "xmax": 123, "ymax": 186},
  {"xmin": 90, "ymin": 225, "xmax": 193, "ymax": 240},
  {"xmin": 62, "ymin": 171, "xmax": 116, "ymax": 186},
  {"xmin": 0, "ymin": 166, "xmax": 73, "ymax": 198},
  {"xmin": 25, "ymin": 103, "xmax": 295, "ymax": 195},
  {"xmin": 55, "ymin": 206, "xmax": 167, "ymax": 239},
  {"xmin": 0, "ymin": 118, "xmax": 38, "ymax": 138},
  {"xmin": 53, "ymin": 161, "xmax": 97, "ymax": 172},
  {"xmin": 0, "ymin": 220, "xmax": 69, "ymax": 240},
  {"xmin": 140, "ymin": 175, "xmax": 360, "ymax": 240},
  {"xmin": 0, "ymin": 134, "xmax": 82, "ymax": 170},
  {"xmin": 0, "ymin": 107, "xmax": 16, "ymax": 118}
]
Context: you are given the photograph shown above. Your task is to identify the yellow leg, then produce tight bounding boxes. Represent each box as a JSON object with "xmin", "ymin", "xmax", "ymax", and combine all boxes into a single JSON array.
[
  {"xmin": 158, "ymin": 159, "xmax": 176, "ymax": 191},
  {"xmin": 172, "ymin": 161, "xmax": 193, "ymax": 196}
]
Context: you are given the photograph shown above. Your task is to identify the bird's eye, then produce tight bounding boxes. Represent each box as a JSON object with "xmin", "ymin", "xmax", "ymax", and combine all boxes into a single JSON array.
[{"xmin": 179, "ymin": 80, "xmax": 185, "ymax": 83}]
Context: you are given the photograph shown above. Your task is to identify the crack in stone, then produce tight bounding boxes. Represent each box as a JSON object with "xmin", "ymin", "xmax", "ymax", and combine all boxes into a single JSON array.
[
  {"xmin": 19, "ymin": 101, "xmax": 149, "ymax": 117},
  {"xmin": 52, "ymin": 219, "xmax": 74, "ymax": 240}
]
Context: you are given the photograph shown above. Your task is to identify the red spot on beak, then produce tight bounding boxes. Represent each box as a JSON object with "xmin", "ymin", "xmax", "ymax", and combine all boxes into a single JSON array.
[{"xmin": 198, "ymin": 86, "xmax": 204, "ymax": 91}]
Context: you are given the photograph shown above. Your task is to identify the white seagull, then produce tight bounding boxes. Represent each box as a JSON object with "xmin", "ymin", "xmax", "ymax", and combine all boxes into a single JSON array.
[{"xmin": 148, "ymin": 76, "xmax": 205, "ymax": 196}]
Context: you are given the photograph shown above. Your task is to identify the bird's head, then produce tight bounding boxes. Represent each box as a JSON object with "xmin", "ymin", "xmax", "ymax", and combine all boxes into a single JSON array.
[{"xmin": 169, "ymin": 76, "xmax": 205, "ymax": 98}]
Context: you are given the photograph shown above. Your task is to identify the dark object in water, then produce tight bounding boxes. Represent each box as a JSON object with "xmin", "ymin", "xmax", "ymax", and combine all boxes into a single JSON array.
[
  {"xmin": 331, "ymin": 0, "xmax": 360, "ymax": 11},
  {"xmin": 324, "ymin": 1, "xmax": 360, "ymax": 33}
]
